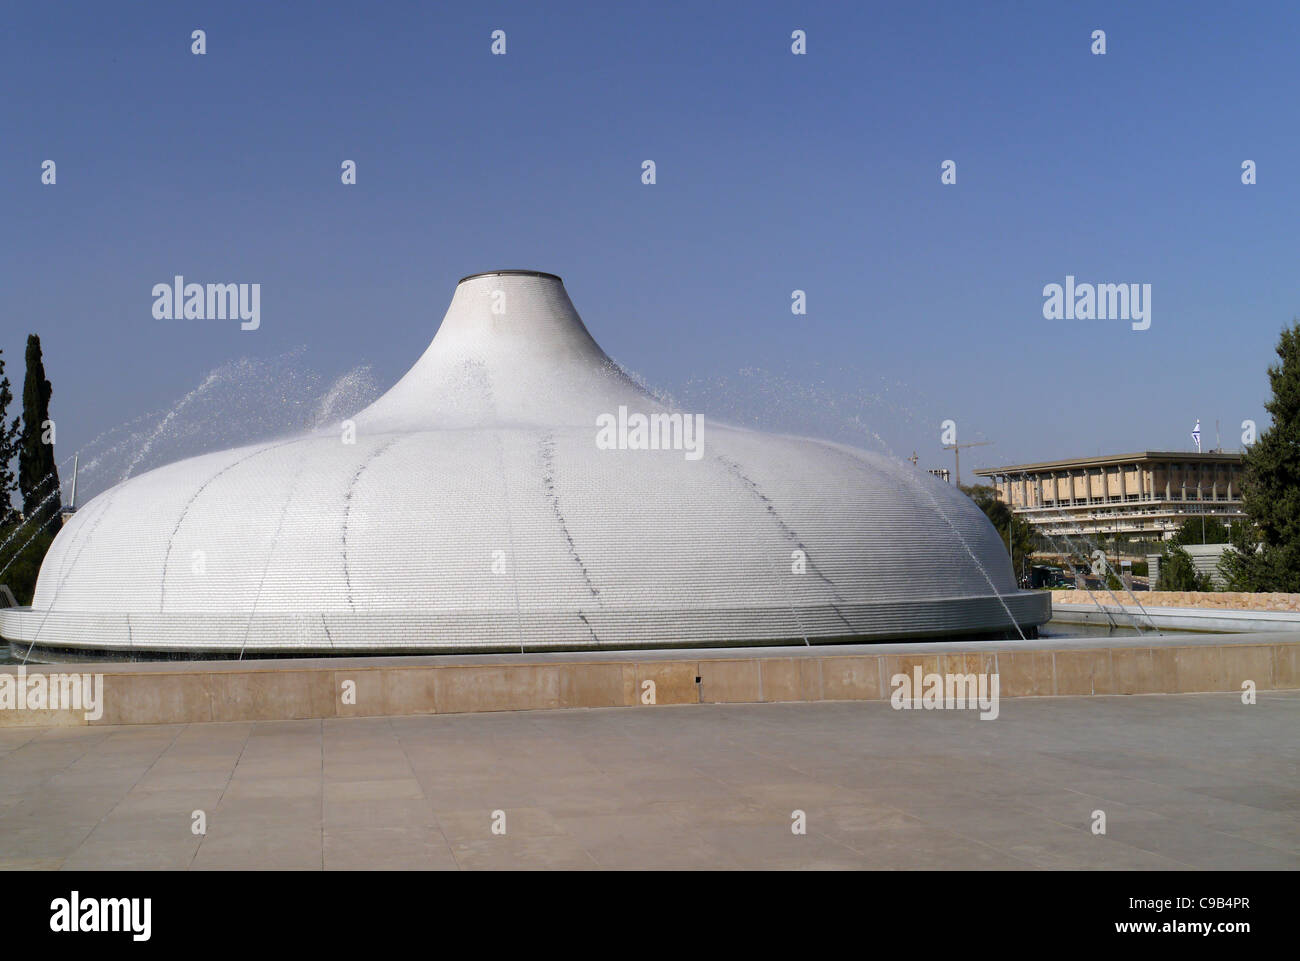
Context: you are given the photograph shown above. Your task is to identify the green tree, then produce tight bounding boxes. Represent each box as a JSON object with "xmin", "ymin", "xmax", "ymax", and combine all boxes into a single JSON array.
[
  {"xmin": 0, "ymin": 348, "xmax": 21, "ymax": 526},
  {"xmin": 17, "ymin": 334, "xmax": 61, "ymax": 537},
  {"xmin": 1221, "ymin": 321, "xmax": 1300, "ymax": 591},
  {"xmin": 1156, "ymin": 544, "xmax": 1212, "ymax": 591},
  {"xmin": 1167, "ymin": 516, "xmax": 1244, "ymax": 547},
  {"xmin": 960, "ymin": 483, "xmax": 1035, "ymax": 582},
  {"xmin": 0, "ymin": 525, "xmax": 54, "ymax": 605}
]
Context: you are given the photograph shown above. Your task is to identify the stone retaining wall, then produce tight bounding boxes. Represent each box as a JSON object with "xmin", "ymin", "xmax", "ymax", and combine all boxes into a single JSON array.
[
  {"xmin": 1053, "ymin": 590, "xmax": 1300, "ymax": 612},
  {"xmin": 2, "ymin": 638, "xmax": 1296, "ymax": 727}
]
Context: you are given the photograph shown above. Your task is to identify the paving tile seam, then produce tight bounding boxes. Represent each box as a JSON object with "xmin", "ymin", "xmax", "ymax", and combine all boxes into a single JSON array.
[
  {"xmin": 1049, "ymin": 763, "xmax": 1298, "ymax": 834},
  {"xmin": 385, "ymin": 714, "xmax": 462, "ymax": 869},
  {"xmin": 677, "ymin": 730, "xmax": 1066, "ymax": 869},
  {"xmin": 189, "ymin": 721, "xmax": 257, "ymax": 869},
  {"xmin": 1002, "ymin": 795, "xmax": 1201, "ymax": 870},
  {"xmin": 63, "ymin": 722, "xmax": 190, "ymax": 866}
]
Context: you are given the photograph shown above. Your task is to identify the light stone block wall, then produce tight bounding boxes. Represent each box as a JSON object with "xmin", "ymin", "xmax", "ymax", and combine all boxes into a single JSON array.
[
  {"xmin": 1053, "ymin": 590, "xmax": 1300, "ymax": 612},
  {"xmin": 1, "ymin": 639, "xmax": 1295, "ymax": 727}
]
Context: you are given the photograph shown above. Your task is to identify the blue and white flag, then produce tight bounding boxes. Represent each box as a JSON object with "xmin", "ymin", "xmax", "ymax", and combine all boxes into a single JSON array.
[{"xmin": 1191, "ymin": 419, "xmax": 1202, "ymax": 452}]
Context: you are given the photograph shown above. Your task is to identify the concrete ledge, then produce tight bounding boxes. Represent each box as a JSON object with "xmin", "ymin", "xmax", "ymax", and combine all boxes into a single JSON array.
[
  {"xmin": 2, "ymin": 633, "xmax": 1297, "ymax": 727},
  {"xmin": 1053, "ymin": 602, "xmax": 1300, "ymax": 633}
]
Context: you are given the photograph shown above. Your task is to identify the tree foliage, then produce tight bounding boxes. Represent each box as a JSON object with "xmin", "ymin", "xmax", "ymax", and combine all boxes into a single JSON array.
[
  {"xmin": 960, "ymin": 483, "xmax": 1035, "ymax": 580},
  {"xmin": 1167, "ymin": 516, "xmax": 1245, "ymax": 547},
  {"xmin": 1221, "ymin": 321, "xmax": 1300, "ymax": 592},
  {"xmin": 0, "ymin": 348, "xmax": 21, "ymax": 527},
  {"xmin": 17, "ymin": 334, "xmax": 60, "ymax": 538},
  {"xmin": 0, "ymin": 524, "xmax": 53, "ymax": 606},
  {"xmin": 1156, "ymin": 544, "xmax": 1212, "ymax": 592}
]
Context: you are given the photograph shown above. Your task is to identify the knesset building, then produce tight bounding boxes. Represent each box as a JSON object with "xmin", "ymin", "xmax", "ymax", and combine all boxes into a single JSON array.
[
  {"xmin": 974, "ymin": 451, "xmax": 1247, "ymax": 539},
  {"xmin": 0, "ymin": 271, "xmax": 1049, "ymax": 658}
]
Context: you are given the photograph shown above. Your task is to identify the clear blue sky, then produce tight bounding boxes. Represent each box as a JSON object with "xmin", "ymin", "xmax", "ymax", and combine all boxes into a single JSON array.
[{"xmin": 3, "ymin": 0, "xmax": 1297, "ymax": 501}]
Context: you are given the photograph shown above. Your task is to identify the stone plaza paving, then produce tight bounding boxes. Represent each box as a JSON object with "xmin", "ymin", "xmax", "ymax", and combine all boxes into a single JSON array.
[{"xmin": 0, "ymin": 693, "xmax": 1296, "ymax": 870}]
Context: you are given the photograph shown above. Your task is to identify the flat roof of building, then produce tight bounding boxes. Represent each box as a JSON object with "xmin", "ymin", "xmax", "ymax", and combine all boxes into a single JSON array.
[{"xmin": 974, "ymin": 450, "xmax": 1244, "ymax": 475}]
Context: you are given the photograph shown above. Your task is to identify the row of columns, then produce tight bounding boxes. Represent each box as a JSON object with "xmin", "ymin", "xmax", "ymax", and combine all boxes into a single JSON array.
[{"xmin": 995, "ymin": 462, "xmax": 1239, "ymax": 509}]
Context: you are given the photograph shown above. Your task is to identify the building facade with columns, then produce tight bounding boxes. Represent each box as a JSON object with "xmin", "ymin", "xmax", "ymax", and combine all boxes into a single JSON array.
[{"xmin": 973, "ymin": 451, "xmax": 1246, "ymax": 539}]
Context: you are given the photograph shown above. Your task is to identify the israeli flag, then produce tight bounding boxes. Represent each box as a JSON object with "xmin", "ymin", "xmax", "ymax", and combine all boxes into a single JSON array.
[{"xmin": 1191, "ymin": 419, "xmax": 1202, "ymax": 452}]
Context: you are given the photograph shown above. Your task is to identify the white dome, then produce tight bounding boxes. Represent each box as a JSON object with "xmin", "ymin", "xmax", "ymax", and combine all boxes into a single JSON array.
[{"xmin": 1, "ymin": 272, "xmax": 1049, "ymax": 656}]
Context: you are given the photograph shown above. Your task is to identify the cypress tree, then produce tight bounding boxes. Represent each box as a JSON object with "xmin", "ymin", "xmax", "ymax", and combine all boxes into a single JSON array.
[
  {"xmin": 0, "ymin": 348, "xmax": 21, "ymax": 526},
  {"xmin": 1223, "ymin": 321, "xmax": 1300, "ymax": 591},
  {"xmin": 17, "ymin": 334, "xmax": 61, "ymax": 537}
]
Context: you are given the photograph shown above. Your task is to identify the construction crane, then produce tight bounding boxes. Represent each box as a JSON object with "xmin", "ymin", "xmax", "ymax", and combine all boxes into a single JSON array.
[{"xmin": 941, "ymin": 440, "xmax": 992, "ymax": 487}]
